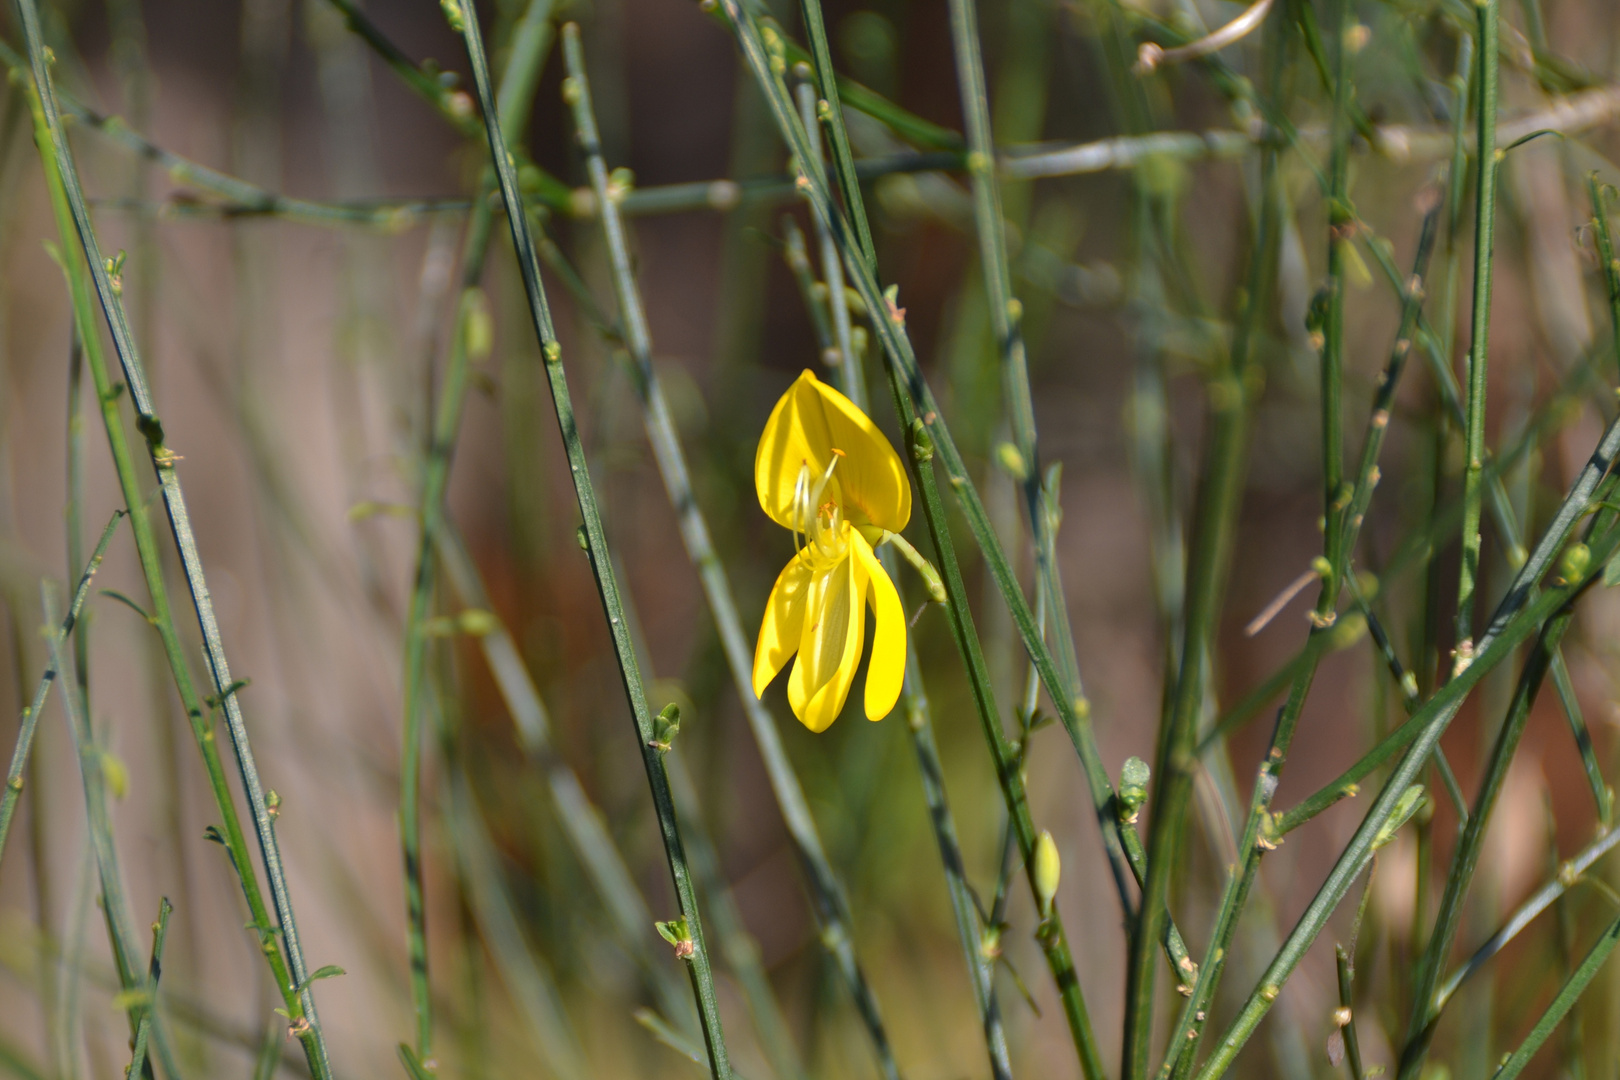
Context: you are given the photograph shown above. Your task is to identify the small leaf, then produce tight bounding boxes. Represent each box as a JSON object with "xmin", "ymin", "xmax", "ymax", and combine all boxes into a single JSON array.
[
  {"xmin": 654, "ymin": 918, "xmax": 689, "ymax": 947},
  {"xmin": 294, "ymin": 965, "xmax": 347, "ymax": 995},
  {"xmin": 100, "ymin": 588, "xmax": 153, "ymax": 624},
  {"xmin": 649, "ymin": 704, "xmax": 681, "ymax": 753},
  {"xmin": 202, "ymin": 825, "xmax": 227, "ymax": 846},
  {"xmin": 205, "ymin": 678, "xmax": 251, "ymax": 709},
  {"xmin": 1373, "ymin": 785, "xmax": 1427, "ymax": 850},
  {"xmin": 397, "ymin": 1043, "xmax": 435, "ymax": 1080}
]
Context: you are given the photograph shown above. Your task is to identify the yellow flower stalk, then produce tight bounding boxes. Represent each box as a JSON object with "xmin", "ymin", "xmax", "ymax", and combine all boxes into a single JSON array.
[{"xmin": 753, "ymin": 370, "xmax": 911, "ymax": 732}]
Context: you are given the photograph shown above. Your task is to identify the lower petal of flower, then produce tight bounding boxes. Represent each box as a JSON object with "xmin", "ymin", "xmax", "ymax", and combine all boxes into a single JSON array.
[
  {"xmin": 753, "ymin": 550, "xmax": 814, "ymax": 697},
  {"xmin": 854, "ymin": 531, "xmax": 905, "ymax": 721},
  {"xmin": 787, "ymin": 550, "xmax": 867, "ymax": 732}
]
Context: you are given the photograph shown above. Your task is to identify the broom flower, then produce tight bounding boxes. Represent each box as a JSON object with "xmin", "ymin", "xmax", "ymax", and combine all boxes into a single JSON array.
[{"xmin": 752, "ymin": 371, "xmax": 915, "ymax": 732}]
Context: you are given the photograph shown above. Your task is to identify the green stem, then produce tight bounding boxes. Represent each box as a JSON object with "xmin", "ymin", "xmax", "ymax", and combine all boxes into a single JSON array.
[
  {"xmin": 1455, "ymin": 0, "xmax": 1500, "ymax": 646},
  {"xmin": 454, "ymin": 7, "xmax": 731, "ymax": 1075},
  {"xmin": 559, "ymin": 27, "xmax": 888, "ymax": 1074},
  {"xmin": 903, "ymin": 410, "xmax": 1105, "ymax": 1080},
  {"xmin": 717, "ymin": 0, "xmax": 1170, "ymax": 979},
  {"xmin": 21, "ymin": 62, "xmax": 330, "ymax": 1077},
  {"xmin": 788, "ymin": 48, "xmax": 1008, "ymax": 1077},
  {"xmin": 0, "ymin": 511, "xmax": 121, "ymax": 871},
  {"xmin": 126, "ymin": 897, "xmax": 173, "ymax": 1080},
  {"xmin": 1438, "ymin": 824, "xmax": 1620, "ymax": 1007},
  {"xmin": 1488, "ymin": 915, "xmax": 1620, "ymax": 1080},
  {"xmin": 1192, "ymin": 459, "xmax": 1620, "ymax": 1077},
  {"xmin": 43, "ymin": 584, "xmax": 178, "ymax": 1080},
  {"xmin": 1134, "ymin": 18, "xmax": 1286, "ymax": 1074},
  {"xmin": 1398, "ymin": 607, "xmax": 1573, "ymax": 1079},
  {"xmin": 396, "ymin": 3, "xmax": 563, "ymax": 1053}
]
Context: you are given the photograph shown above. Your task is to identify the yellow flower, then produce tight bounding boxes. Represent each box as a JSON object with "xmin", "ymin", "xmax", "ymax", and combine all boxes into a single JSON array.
[{"xmin": 752, "ymin": 371, "xmax": 910, "ymax": 732}]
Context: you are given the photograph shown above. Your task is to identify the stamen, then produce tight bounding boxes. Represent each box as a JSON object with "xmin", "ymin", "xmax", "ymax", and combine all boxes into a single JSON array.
[
  {"xmin": 807, "ymin": 450, "xmax": 843, "ymax": 517},
  {"xmin": 792, "ymin": 461, "xmax": 811, "ymax": 549}
]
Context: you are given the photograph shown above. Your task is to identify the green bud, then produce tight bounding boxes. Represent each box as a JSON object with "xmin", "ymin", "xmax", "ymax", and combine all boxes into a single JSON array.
[
  {"xmin": 1118, "ymin": 757, "xmax": 1150, "ymax": 822},
  {"xmin": 1559, "ymin": 542, "xmax": 1592, "ymax": 584},
  {"xmin": 463, "ymin": 289, "xmax": 493, "ymax": 360},
  {"xmin": 996, "ymin": 442, "xmax": 1029, "ymax": 481},
  {"xmin": 457, "ymin": 609, "xmax": 499, "ymax": 637},
  {"xmin": 655, "ymin": 917, "xmax": 694, "ymax": 959},
  {"xmin": 1033, "ymin": 831, "xmax": 1060, "ymax": 916},
  {"xmin": 1372, "ymin": 784, "xmax": 1426, "ymax": 850},
  {"xmin": 650, "ymin": 703, "xmax": 681, "ymax": 753}
]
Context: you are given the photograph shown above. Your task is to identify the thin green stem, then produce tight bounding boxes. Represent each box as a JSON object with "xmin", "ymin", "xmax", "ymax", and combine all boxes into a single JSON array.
[
  {"xmin": 1590, "ymin": 174, "xmax": 1620, "ymax": 383},
  {"xmin": 714, "ymin": 0, "xmax": 1170, "ymax": 978},
  {"xmin": 126, "ymin": 896, "xmax": 173, "ymax": 1080},
  {"xmin": 395, "ymin": 4, "xmax": 562, "ymax": 1053},
  {"xmin": 559, "ymin": 27, "xmax": 888, "ymax": 1073},
  {"xmin": 454, "ymin": 7, "xmax": 731, "ymax": 1075},
  {"xmin": 796, "ymin": 82, "xmax": 857, "ymax": 376},
  {"xmin": 43, "ymin": 584, "xmax": 178, "ymax": 1080},
  {"xmin": 22, "ymin": 68, "xmax": 330, "ymax": 1076},
  {"xmin": 1333, "ymin": 946, "xmax": 1364, "ymax": 1080},
  {"xmin": 1455, "ymin": 0, "xmax": 1501, "ymax": 648},
  {"xmin": 1398, "ymin": 607, "xmax": 1574, "ymax": 1079},
  {"xmin": 1191, "ymin": 450, "xmax": 1620, "ymax": 1077},
  {"xmin": 1438, "ymin": 825, "xmax": 1620, "ymax": 1008},
  {"xmin": 789, "ymin": 49, "xmax": 1009, "ymax": 1078},
  {"xmin": 903, "ymin": 411, "xmax": 1105, "ymax": 1080},
  {"xmin": 1135, "ymin": 19, "xmax": 1286, "ymax": 1075},
  {"xmin": 0, "ymin": 511, "xmax": 121, "ymax": 871},
  {"xmin": 1488, "ymin": 915, "xmax": 1620, "ymax": 1080},
  {"xmin": 793, "ymin": 0, "xmax": 875, "ymax": 273}
]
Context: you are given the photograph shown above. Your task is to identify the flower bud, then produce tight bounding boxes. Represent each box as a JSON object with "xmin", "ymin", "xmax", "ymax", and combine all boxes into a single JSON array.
[
  {"xmin": 1118, "ymin": 757, "xmax": 1150, "ymax": 823},
  {"xmin": 1559, "ymin": 542, "xmax": 1592, "ymax": 584},
  {"xmin": 1033, "ymin": 831, "xmax": 1060, "ymax": 916}
]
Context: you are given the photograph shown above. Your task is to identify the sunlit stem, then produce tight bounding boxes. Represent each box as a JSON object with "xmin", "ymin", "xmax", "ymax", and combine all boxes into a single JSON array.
[{"xmin": 871, "ymin": 528, "xmax": 946, "ymax": 602}]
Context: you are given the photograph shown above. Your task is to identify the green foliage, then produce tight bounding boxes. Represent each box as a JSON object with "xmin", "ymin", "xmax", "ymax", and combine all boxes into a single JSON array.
[{"xmin": 4, "ymin": 0, "xmax": 1620, "ymax": 1077}]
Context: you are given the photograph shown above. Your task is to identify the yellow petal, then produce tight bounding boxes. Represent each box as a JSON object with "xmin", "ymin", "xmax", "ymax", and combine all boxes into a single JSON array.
[
  {"xmin": 755, "ymin": 370, "xmax": 911, "ymax": 534},
  {"xmin": 787, "ymin": 545, "xmax": 867, "ymax": 732},
  {"xmin": 854, "ymin": 531, "xmax": 905, "ymax": 721},
  {"xmin": 753, "ymin": 549, "xmax": 814, "ymax": 697}
]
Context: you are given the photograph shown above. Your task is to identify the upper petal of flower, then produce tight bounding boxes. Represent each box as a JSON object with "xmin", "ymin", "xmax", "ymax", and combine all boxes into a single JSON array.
[
  {"xmin": 787, "ymin": 543, "xmax": 868, "ymax": 732},
  {"xmin": 854, "ymin": 531, "xmax": 905, "ymax": 721},
  {"xmin": 755, "ymin": 370, "xmax": 911, "ymax": 533},
  {"xmin": 753, "ymin": 548, "xmax": 814, "ymax": 697}
]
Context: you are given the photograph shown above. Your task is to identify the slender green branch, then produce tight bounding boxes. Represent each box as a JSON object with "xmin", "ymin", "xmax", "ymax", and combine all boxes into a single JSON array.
[
  {"xmin": 1488, "ymin": 915, "xmax": 1620, "ymax": 1080},
  {"xmin": 0, "ymin": 510, "xmax": 122, "ymax": 871},
  {"xmin": 1454, "ymin": 0, "xmax": 1501, "ymax": 649},
  {"xmin": 20, "ymin": 58, "xmax": 332, "ymax": 1075},
  {"xmin": 793, "ymin": 0, "xmax": 875, "ymax": 272},
  {"xmin": 454, "ymin": 6, "xmax": 731, "ymax": 1074},
  {"xmin": 560, "ymin": 27, "xmax": 888, "ymax": 1074},
  {"xmin": 790, "ymin": 50, "xmax": 1010, "ymax": 1078},
  {"xmin": 903, "ymin": 412, "xmax": 1105, "ymax": 1079},
  {"xmin": 437, "ymin": 517, "xmax": 694, "ymax": 1029},
  {"xmin": 1135, "ymin": 18, "xmax": 1288, "ymax": 1076},
  {"xmin": 1398, "ymin": 607, "xmax": 1573, "ymax": 1079},
  {"xmin": 126, "ymin": 897, "xmax": 173, "ymax": 1080},
  {"xmin": 398, "ymin": 278, "xmax": 490, "ymax": 1061},
  {"xmin": 395, "ymin": 3, "xmax": 564, "ymax": 1053},
  {"xmin": 1191, "ymin": 440, "xmax": 1620, "ymax": 1077},
  {"xmin": 713, "ymin": 0, "xmax": 1180, "ymax": 982},
  {"xmin": 1438, "ymin": 825, "xmax": 1620, "ymax": 1007},
  {"xmin": 43, "ymin": 584, "xmax": 179, "ymax": 1080}
]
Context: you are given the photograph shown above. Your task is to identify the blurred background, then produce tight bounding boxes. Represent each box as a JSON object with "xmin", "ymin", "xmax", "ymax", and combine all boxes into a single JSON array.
[{"xmin": 3, "ymin": 0, "xmax": 1620, "ymax": 1077}]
